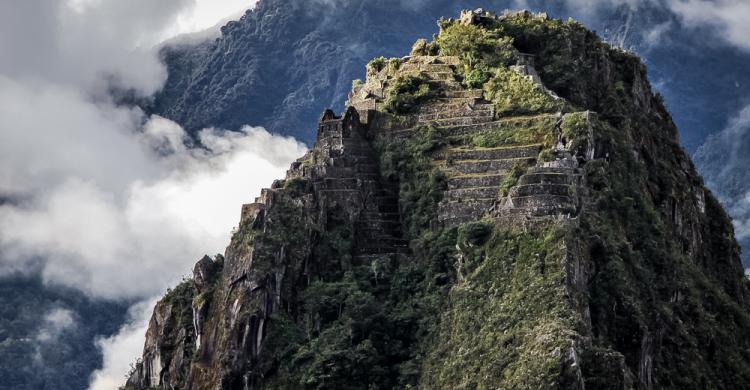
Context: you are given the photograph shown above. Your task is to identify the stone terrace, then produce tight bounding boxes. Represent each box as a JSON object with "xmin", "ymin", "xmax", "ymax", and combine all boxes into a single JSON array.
[{"xmin": 350, "ymin": 53, "xmax": 585, "ymax": 226}]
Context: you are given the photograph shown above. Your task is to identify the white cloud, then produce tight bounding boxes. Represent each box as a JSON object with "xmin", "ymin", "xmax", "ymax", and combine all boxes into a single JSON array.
[
  {"xmin": 0, "ymin": 77, "xmax": 155, "ymax": 197},
  {"xmin": 695, "ymin": 105, "xmax": 750, "ymax": 257},
  {"xmin": 0, "ymin": 0, "xmax": 258, "ymax": 94},
  {"xmin": 162, "ymin": 0, "xmax": 258, "ymax": 41},
  {"xmin": 36, "ymin": 308, "xmax": 77, "ymax": 342},
  {"xmin": 0, "ymin": 0, "xmax": 284, "ymax": 300},
  {"xmin": 669, "ymin": 0, "xmax": 750, "ymax": 51},
  {"xmin": 643, "ymin": 20, "xmax": 673, "ymax": 48},
  {"xmin": 0, "ymin": 73, "xmax": 307, "ymax": 301},
  {"xmin": 563, "ymin": 0, "xmax": 647, "ymax": 9},
  {"xmin": 0, "ymin": 116, "xmax": 306, "ymax": 299},
  {"xmin": 88, "ymin": 299, "xmax": 158, "ymax": 390}
]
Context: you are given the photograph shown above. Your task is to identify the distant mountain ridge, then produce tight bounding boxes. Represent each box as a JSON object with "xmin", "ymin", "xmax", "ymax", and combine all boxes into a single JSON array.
[{"xmin": 148, "ymin": 0, "xmax": 750, "ymax": 152}]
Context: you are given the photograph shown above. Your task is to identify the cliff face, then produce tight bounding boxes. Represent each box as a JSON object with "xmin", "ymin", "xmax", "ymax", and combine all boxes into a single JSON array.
[{"xmin": 126, "ymin": 10, "xmax": 750, "ymax": 390}]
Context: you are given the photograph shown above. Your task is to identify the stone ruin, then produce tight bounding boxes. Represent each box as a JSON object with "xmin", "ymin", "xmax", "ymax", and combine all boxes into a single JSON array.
[
  {"xmin": 457, "ymin": 8, "xmax": 550, "ymax": 27},
  {"xmin": 243, "ymin": 40, "xmax": 594, "ymax": 248}
]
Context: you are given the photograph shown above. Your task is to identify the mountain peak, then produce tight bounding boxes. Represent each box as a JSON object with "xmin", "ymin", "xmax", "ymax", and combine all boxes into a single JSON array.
[{"xmin": 125, "ymin": 10, "xmax": 750, "ymax": 389}]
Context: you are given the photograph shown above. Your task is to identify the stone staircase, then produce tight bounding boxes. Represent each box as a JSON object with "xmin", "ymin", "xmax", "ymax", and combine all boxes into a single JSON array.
[
  {"xmin": 493, "ymin": 159, "xmax": 583, "ymax": 222},
  {"xmin": 436, "ymin": 145, "xmax": 541, "ymax": 225},
  {"xmin": 243, "ymin": 108, "xmax": 409, "ymax": 266},
  {"xmin": 317, "ymin": 114, "xmax": 409, "ymax": 263},
  {"xmin": 347, "ymin": 53, "xmax": 586, "ymax": 228}
]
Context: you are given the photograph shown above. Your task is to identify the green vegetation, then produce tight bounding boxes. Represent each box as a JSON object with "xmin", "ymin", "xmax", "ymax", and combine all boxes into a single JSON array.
[
  {"xmin": 421, "ymin": 223, "xmax": 578, "ymax": 389},
  {"xmin": 162, "ymin": 278, "xmax": 197, "ymax": 332},
  {"xmin": 457, "ymin": 221, "xmax": 492, "ymax": 247},
  {"xmin": 383, "ymin": 74, "xmax": 436, "ymax": 115},
  {"xmin": 484, "ymin": 67, "xmax": 564, "ymax": 115},
  {"xmin": 467, "ymin": 115, "xmax": 556, "ymax": 148},
  {"xmin": 410, "ymin": 38, "xmax": 439, "ymax": 56},
  {"xmin": 560, "ymin": 112, "xmax": 590, "ymax": 149},
  {"xmin": 369, "ymin": 56, "xmax": 405, "ymax": 78},
  {"xmin": 366, "ymin": 56, "xmax": 387, "ymax": 75},
  {"xmin": 377, "ymin": 125, "xmax": 447, "ymax": 237},
  {"xmin": 575, "ymin": 115, "xmax": 750, "ymax": 386},
  {"xmin": 436, "ymin": 23, "xmax": 515, "ymax": 71},
  {"xmin": 500, "ymin": 161, "xmax": 529, "ymax": 197},
  {"xmin": 436, "ymin": 20, "xmax": 565, "ymax": 116}
]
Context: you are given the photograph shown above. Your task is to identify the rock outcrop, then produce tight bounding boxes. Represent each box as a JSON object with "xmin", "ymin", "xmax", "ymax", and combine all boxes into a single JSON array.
[{"xmin": 126, "ymin": 10, "xmax": 750, "ymax": 390}]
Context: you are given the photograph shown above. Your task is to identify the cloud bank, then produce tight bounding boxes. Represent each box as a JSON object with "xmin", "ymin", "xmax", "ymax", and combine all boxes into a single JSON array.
[
  {"xmin": 694, "ymin": 105, "xmax": 750, "ymax": 264},
  {"xmin": 88, "ymin": 299, "xmax": 158, "ymax": 390},
  {"xmin": 0, "ymin": 0, "xmax": 293, "ymax": 299},
  {"xmin": 0, "ymin": 115, "xmax": 306, "ymax": 299},
  {"xmin": 669, "ymin": 0, "xmax": 750, "ymax": 51}
]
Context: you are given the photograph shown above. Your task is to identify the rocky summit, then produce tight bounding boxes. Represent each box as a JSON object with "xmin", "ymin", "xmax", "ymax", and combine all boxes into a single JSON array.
[{"xmin": 124, "ymin": 10, "xmax": 750, "ymax": 390}]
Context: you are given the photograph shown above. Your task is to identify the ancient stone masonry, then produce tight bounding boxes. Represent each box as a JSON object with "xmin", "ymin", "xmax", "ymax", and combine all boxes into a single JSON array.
[
  {"xmin": 286, "ymin": 107, "xmax": 408, "ymax": 262},
  {"xmin": 350, "ymin": 51, "xmax": 588, "ymax": 227},
  {"xmin": 127, "ymin": 104, "xmax": 415, "ymax": 389}
]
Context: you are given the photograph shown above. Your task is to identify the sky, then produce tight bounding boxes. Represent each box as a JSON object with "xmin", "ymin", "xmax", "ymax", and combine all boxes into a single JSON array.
[{"xmin": 2, "ymin": 0, "xmax": 750, "ymax": 388}]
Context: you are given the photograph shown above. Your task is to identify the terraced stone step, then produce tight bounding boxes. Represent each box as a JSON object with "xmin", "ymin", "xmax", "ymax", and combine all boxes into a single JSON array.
[
  {"xmin": 416, "ymin": 109, "xmax": 493, "ymax": 122},
  {"xmin": 370, "ymin": 187, "xmax": 400, "ymax": 197},
  {"xmin": 500, "ymin": 194, "xmax": 576, "ymax": 209},
  {"xmin": 518, "ymin": 172, "xmax": 581, "ymax": 186},
  {"xmin": 438, "ymin": 198, "xmax": 495, "ymax": 224},
  {"xmin": 321, "ymin": 169, "xmax": 381, "ymax": 180},
  {"xmin": 400, "ymin": 63, "xmax": 455, "ymax": 73},
  {"xmin": 342, "ymin": 148, "xmax": 377, "ymax": 157},
  {"xmin": 341, "ymin": 143, "xmax": 374, "ymax": 151},
  {"xmin": 355, "ymin": 164, "xmax": 379, "ymax": 174},
  {"xmin": 427, "ymin": 115, "xmax": 495, "ymax": 127},
  {"xmin": 446, "ymin": 186, "xmax": 500, "ymax": 201},
  {"xmin": 443, "ymin": 89, "xmax": 484, "ymax": 99},
  {"xmin": 443, "ymin": 157, "xmax": 534, "ymax": 174},
  {"xmin": 425, "ymin": 80, "xmax": 468, "ymax": 92},
  {"xmin": 401, "ymin": 71, "xmax": 457, "ymax": 81},
  {"xmin": 448, "ymin": 174, "xmax": 505, "ymax": 189},
  {"xmin": 415, "ymin": 101, "xmax": 493, "ymax": 114},
  {"xmin": 527, "ymin": 166, "xmax": 580, "ymax": 175},
  {"xmin": 493, "ymin": 205, "xmax": 577, "ymax": 219},
  {"xmin": 394, "ymin": 114, "xmax": 557, "ymax": 138},
  {"xmin": 510, "ymin": 183, "xmax": 574, "ymax": 197},
  {"xmin": 407, "ymin": 55, "xmax": 461, "ymax": 66},
  {"xmin": 438, "ymin": 145, "xmax": 541, "ymax": 161},
  {"xmin": 314, "ymin": 178, "xmax": 359, "ymax": 191},
  {"xmin": 433, "ymin": 97, "xmax": 483, "ymax": 105},
  {"xmin": 326, "ymin": 163, "xmax": 380, "ymax": 175}
]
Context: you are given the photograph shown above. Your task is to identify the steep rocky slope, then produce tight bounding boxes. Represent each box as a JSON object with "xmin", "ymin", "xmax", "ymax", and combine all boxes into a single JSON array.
[
  {"xmin": 694, "ymin": 118, "xmax": 750, "ymax": 266},
  {"xmin": 126, "ymin": 10, "xmax": 750, "ymax": 389}
]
